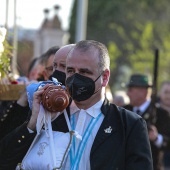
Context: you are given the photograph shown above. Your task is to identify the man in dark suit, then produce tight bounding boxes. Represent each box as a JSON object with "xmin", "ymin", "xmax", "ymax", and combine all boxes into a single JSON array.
[
  {"xmin": 124, "ymin": 74, "xmax": 170, "ymax": 170},
  {"xmin": 0, "ymin": 41, "xmax": 153, "ymax": 170}
]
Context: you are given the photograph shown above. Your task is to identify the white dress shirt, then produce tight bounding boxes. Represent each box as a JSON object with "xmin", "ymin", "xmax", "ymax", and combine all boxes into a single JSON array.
[
  {"xmin": 133, "ymin": 99, "xmax": 151, "ymax": 115},
  {"xmin": 19, "ymin": 99, "xmax": 105, "ymax": 170},
  {"xmin": 63, "ymin": 98, "xmax": 104, "ymax": 170}
]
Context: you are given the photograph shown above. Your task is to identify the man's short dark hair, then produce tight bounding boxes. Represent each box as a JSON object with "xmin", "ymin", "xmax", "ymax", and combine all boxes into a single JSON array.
[
  {"xmin": 74, "ymin": 40, "xmax": 110, "ymax": 72},
  {"xmin": 41, "ymin": 46, "xmax": 60, "ymax": 66}
]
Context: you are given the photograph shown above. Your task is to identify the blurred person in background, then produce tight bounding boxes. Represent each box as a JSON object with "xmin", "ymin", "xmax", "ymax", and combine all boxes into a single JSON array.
[
  {"xmin": 113, "ymin": 95, "xmax": 125, "ymax": 106},
  {"xmin": 50, "ymin": 44, "xmax": 75, "ymax": 85},
  {"xmin": 0, "ymin": 46, "xmax": 60, "ymax": 140},
  {"xmin": 27, "ymin": 57, "xmax": 44, "ymax": 81},
  {"xmin": 0, "ymin": 40, "xmax": 152, "ymax": 170},
  {"xmin": 159, "ymin": 81, "xmax": 170, "ymax": 115},
  {"xmin": 124, "ymin": 74, "xmax": 170, "ymax": 170},
  {"xmin": 105, "ymin": 85, "xmax": 113, "ymax": 103},
  {"xmin": 0, "ymin": 57, "xmax": 41, "ymax": 140},
  {"xmin": 40, "ymin": 46, "xmax": 60, "ymax": 81},
  {"xmin": 0, "ymin": 43, "xmax": 76, "ymax": 169},
  {"xmin": 158, "ymin": 81, "xmax": 170, "ymax": 170},
  {"xmin": 113, "ymin": 91, "xmax": 130, "ymax": 107}
]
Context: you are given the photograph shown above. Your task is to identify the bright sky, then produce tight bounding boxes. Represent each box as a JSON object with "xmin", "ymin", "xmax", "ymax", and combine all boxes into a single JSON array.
[{"xmin": 0, "ymin": 0, "xmax": 74, "ymax": 30}]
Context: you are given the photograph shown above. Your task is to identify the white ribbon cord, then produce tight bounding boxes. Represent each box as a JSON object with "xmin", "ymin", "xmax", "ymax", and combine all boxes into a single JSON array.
[
  {"xmin": 36, "ymin": 104, "xmax": 45, "ymax": 135},
  {"xmin": 73, "ymin": 131, "xmax": 82, "ymax": 140},
  {"xmin": 64, "ymin": 109, "xmax": 71, "ymax": 131},
  {"xmin": 44, "ymin": 111, "xmax": 50, "ymax": 137},
  {"xmin": 73, "ymin": 109, "xmax": 87, "ymax": 141},
  {"xmin": 46, "ymin": 111, "xmax": 57, "ymax": 168}
]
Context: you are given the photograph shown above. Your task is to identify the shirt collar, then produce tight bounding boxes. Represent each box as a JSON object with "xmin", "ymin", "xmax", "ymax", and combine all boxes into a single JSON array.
[
  {"xmin": 85, "ymin": 98, "xmax": 104, "ymax": 118},
  {"xmin": 134, "ymin": 99, "xmax": 151, "ymax": 113},
  {"xmin": 70, "ymin": 98, "xmax": 104, "ymax": 118}
]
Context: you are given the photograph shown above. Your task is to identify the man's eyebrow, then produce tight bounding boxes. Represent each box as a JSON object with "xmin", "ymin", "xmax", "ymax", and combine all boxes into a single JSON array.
[{"xmin": 79, "ymin": 68, "xmax": 92, "ymax": 73}]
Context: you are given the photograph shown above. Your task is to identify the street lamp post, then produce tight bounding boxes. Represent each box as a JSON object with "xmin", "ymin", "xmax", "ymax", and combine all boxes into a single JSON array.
[{"xmin": 75, "ymin": 0, "xmax": 88, "ymax": 42}]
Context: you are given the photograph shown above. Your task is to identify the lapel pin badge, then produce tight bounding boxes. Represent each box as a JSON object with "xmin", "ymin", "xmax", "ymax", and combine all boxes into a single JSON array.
[{"xmin": 104, "ymin": 126, "xmax": 112, "ymax": 133}]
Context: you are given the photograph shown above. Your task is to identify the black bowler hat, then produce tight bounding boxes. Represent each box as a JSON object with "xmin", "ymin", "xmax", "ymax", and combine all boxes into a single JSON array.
[{"xmin": 126, "ymin": 74, "xmax": 152, "ymax": 88}]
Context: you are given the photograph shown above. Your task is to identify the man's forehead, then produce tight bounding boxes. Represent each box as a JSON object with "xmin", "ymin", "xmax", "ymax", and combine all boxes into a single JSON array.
[
  {"xmin": 54, "ymin": 54, "xmax": 67, "ymax": 62},
  {"xmin": 54, "ymin": 58, "xmax": 66, "ymax": 62},
  {"xmin": 56, "ymin": 45, "xmax": 75, "ymax": 60},
  {"xmin": 70, "ymin": 46, "xmax": 98, "ymax": 56}
]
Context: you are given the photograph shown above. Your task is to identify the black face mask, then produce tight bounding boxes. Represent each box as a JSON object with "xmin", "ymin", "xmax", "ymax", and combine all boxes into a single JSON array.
[
  {"xmin": 49, "ymin": 70, "xmax": 66, "ymax": 85},
  {"xmin": 66, "ymin": 73, "xmax": 102, "ymax": 102}
]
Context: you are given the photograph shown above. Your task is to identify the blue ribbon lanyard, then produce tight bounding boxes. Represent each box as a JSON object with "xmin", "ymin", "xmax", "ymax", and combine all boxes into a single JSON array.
[{"xmin": 70, "ymin": 113, "xmax": 102, "ymax": 170}]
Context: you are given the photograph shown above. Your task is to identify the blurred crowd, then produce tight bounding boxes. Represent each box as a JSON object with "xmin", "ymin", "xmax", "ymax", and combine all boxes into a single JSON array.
[
  {"xmin": 0, "ymin": 46, "xmax": 59, "ymax": 139},
  {"xmin": 0, "ymin": 43, "xmax": 170, "ymax": 170},
  {"xmin": 114, "ymin": 75, "xmax": 170, "ymax": 170}
]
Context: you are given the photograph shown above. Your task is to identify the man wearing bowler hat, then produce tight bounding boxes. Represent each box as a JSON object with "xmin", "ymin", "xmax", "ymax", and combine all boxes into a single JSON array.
[
  {"xmin": 124, "ymin": 74, "xmax": 170, "ymax": 170},
  {"xmin": 124, "ymin": 74, "xmax": 153, "ymax": 117}
]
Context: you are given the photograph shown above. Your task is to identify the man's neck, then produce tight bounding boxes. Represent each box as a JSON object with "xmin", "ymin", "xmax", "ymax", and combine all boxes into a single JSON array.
[{"xmin": 74, "ymin": 93, "xmax": 104, "ymax": 110}]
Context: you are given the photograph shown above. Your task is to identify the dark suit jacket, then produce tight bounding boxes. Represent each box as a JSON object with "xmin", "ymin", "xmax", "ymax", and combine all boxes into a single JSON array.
[
  {"xmin": 0, "ymin": 101, "xmax": 29, "ymax": 140},
  {"xmin": 124, "ymin": 103, "xmax": 170, "ymax": 170},
  {"xmin": 0, "ymin": 99, "xmax": 153, "ymax": 170}
]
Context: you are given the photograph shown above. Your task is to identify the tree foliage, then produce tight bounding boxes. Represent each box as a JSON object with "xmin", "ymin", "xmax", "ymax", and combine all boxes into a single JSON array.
[
  {"xmin": 69, "ymin": 0, "xmax": 170, "ymax": 92},
  {"xmin": 0, "ymin": 28, "xmax": 12, "ymax": 80}
]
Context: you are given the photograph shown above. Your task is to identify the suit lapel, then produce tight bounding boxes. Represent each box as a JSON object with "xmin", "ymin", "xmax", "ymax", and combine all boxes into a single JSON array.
[{"xmin": 91, "ymin": 99, "xmax": 117, "ymax": 154}]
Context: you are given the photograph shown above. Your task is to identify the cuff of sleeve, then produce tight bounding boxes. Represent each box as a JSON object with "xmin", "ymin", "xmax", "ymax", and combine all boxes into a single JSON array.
[{"xmin": 155, "ymin": 134, "xmax": 163, "ymax": 148}]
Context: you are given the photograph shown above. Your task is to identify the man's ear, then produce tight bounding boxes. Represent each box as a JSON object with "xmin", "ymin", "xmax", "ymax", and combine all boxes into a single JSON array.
[{"xmin": 102, "ymin": 69, "xmax": 110, "ymax": 87}]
